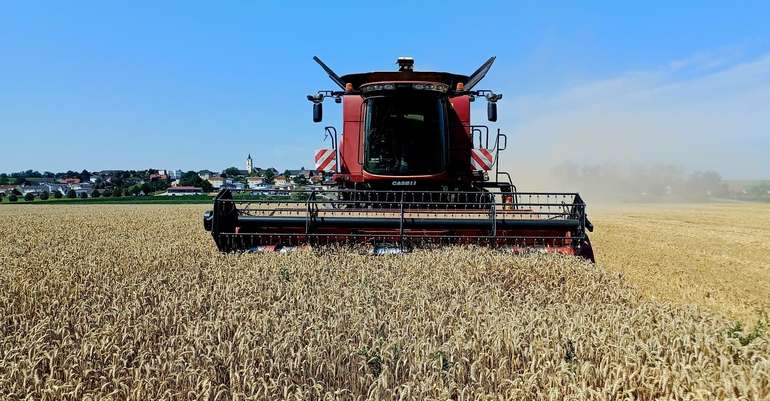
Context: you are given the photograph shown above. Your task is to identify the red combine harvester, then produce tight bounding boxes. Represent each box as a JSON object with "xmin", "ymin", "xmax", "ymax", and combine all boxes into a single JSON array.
[{"xmin": 204, "ymin": 57, "xmax": 594, "ymax": 261}]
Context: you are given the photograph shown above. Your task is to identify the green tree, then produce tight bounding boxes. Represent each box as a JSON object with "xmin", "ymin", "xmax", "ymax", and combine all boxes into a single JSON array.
[
  {"xmin": 24, "ymin": 193, "xmax": 35, "ymax": 202},
  {"xmin": 39, "ymin": 191, "xmax": 49, "ymax": 200},
  {"xmin": 179, "ymin": 171, "xmax": 200, "ymax": 185},
  {"xmin": 91, "ymin": 189, "xmax": 101, "ymax": 198},
  {"xmin": 53, "ymin": 191, "xmax": 63, "ymax": 199},
  {"xmin": 140, "ymin": 183, "xmax": 153, "ymax": 195},
  {"xmin": 223, "ymin": 167, "xmax": 242, "ymax": 177},
  {"xmin": 66, "ymin": 189, "xmax": 77, "ymax": 198},
  {"xmin": 12, "ymin": 188, "xmax": 22, "ymax": 196},
  {"xmin": 112, "ymin": 188, "xmax": 123, "ymax": 197},
  {"xmin": 0, "ymin": 192, "xmax": 4, "ymax": 202},
  {"xmin": 78, "ymin": 192, "xmax": 88, "ymax": 199},
  {"xmin": 102, "ymin": 189, "xmax": 112, "ymax": 197},
  {"xmin": 179, "ymin": 171, "xmax": 213, "ymax": 192},
  {"xmin": 12, "ymin": 170, "xmax": 41, "ymax": 179},
  {"xmin": 263, "ymin": 169, "xmax": 275, "ymax": 184},
  {"xmin": 9, "ymin": 194, "xmax": 18, "ymax": 202}
]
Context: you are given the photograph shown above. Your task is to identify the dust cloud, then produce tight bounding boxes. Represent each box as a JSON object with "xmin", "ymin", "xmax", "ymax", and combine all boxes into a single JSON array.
[{"xmin": 490, "ymin": 53, "xmax": 770, "ymax": 201}]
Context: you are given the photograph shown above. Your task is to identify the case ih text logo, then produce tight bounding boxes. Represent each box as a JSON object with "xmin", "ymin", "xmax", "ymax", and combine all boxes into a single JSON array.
[{"xmin": 392, "ymin": 180, "xmax": 417, "ymax": 186}]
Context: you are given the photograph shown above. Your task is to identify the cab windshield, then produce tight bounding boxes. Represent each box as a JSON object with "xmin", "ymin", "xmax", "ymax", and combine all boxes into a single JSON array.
[{"xmin": 363, "ymin": 93, "xmax": 447, "ymax": 175}]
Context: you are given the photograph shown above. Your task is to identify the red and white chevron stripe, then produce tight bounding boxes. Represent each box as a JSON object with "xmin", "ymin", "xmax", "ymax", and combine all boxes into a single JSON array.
[
  {"xmin": 314, "ymin": 149, "xmax": 336, "ymax": 172},
  {"xmin": 470, "ymin": 148, "xmax": 495, "ymax": 171}
]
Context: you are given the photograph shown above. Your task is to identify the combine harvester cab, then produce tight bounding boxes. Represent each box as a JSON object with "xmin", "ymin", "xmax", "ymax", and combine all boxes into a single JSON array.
[{"xmin": 204, "ymin": 56, "xmax": 595, "ymax": 261}]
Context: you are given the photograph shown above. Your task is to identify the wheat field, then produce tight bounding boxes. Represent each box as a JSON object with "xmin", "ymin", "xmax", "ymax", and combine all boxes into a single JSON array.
[
  {"xmin": 592, "ymin": 202, "xmax": 770, "ymax": 324},
  {"xmin": 0, "ymin": 204, "xmax": 768, "ymax": 400}
]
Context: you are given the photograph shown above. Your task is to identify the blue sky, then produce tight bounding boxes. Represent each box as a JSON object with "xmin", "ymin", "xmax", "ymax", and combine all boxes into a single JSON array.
[{"xmin": 1, "ymin": 1, "xmax": 769, "ymax": 178}]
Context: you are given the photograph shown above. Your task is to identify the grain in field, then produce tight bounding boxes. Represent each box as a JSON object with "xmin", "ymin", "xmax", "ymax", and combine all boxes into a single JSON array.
[
  {"xmin": 0, "ymin": 205, "xmax": 768, "ymax": 400},
  {"xmin": 592, "ymin": 202, "xmax": 770, "ymax": 323}
]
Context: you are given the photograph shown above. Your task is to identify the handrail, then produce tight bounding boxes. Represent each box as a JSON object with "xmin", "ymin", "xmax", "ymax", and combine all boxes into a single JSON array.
[{"xmin": 323, "ymin": 126, "xmax": 339, "ymax": 173}]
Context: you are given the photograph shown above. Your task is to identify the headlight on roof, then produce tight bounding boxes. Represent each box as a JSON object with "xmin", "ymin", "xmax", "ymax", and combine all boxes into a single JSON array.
[{"xmin": 361, "ymin": 82, "xmax": 449, "ymax": 93}]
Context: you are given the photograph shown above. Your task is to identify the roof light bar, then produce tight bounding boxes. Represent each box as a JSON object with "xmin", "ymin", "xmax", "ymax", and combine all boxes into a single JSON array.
[{"xmin": 360, "ymin": 82, "xmax": 448, "ymax": 93}]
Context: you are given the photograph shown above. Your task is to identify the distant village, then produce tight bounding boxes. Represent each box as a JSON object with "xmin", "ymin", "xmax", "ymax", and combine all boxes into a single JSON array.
[
  {"xmin": 0, "ymin": 154, "xmax": 328, "ymax": 201},
  {"xmin": 2, "ymin": 156, "xmax": 769, "ymax": 203}
]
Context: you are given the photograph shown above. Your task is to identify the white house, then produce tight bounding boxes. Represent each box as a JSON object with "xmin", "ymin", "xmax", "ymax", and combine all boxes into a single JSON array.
[
  {"xmin": 161, "ymin": 186, "xmax": 204, "ymax": 196},
  {"xmin": 20, "ymin": 185, "xmax": 48, "ymax": 195},
  {"xmin": 41, "ymin": 183, "xmax": 68, "ymax": 195},
  {"xmin": 168, "ymin": 169, "xmax": 183, "ymax": 180},
  {"xmin": 273, "ymin": 175, "xmax": 288, "ymax": 186},
  {"xmin": 247, "ymin": 176, "xmax": 264, "ymax": 188},
  {"xmin": 208, "ymin": 177, "xmax": 225, "ymax": 189},
  {"xmin": 198, "ymin": 170, "xmax": 215, "ymax": 180},
  {"xmin": 207, "ymin": 177, "xmax": 245, "ymax": 190},
  {"xmin": 222, "ymin": 181, "xmax": 246, "ymax": 190},
  {"xmin": 72, "ymin": 182, "xmax": 93, "ymax": 191},
  {"xmin": 0, "ymin": 185, "xmax": 18, "ymax": 194},
  {"xmin": 250, "ymin": 183, "xmax": 273, "ymax": 191}
]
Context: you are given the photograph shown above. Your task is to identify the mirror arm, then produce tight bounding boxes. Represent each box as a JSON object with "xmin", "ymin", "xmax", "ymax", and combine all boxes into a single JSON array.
[
  {"xmin": 453, "ymin": 89, "xmax": 502, "ymax": 102},
  {"xmin": 461, "ymin": 89, "xmax": 502, "ymax": 122},
  {"xmin": 307, "ymin": 90, "xmax": 349, "ymax": 105}
]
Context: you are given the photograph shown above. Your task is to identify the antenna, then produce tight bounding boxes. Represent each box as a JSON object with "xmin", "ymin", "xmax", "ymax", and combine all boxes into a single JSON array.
[
  {"xmin": 465, "ymin": 56, "xmax": 496, "ymax": 90},
  {"xmin": 312, "ymin": 56, "xmax": 345, "ymax": 90}
]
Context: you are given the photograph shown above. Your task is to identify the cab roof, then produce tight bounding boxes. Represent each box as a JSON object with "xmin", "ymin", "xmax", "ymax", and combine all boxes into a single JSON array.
[{"xmin": 339, "ymin": 71, "xmax": 469, "ymax": 90}]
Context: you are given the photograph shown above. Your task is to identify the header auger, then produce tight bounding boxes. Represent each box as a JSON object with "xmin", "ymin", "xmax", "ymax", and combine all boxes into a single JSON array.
[{"xmin": 204, "ymin": 56, "xmax": 594, "ymax": 261}]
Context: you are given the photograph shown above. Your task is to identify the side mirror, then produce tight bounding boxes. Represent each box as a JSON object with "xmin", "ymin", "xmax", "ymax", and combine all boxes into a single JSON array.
[
  {"xmin": 487, "ymin": 102, "xmax": 497, "ymax": 122},
  {"xmin": 313, "ymin": 103, "xmax": 323, "ymax": 123}
]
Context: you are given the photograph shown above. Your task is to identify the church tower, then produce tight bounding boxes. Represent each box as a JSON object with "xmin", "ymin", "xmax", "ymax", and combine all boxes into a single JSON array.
[{"xmin": 246, "ymin": 154, "xmax": 254, "ymax": 175}]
